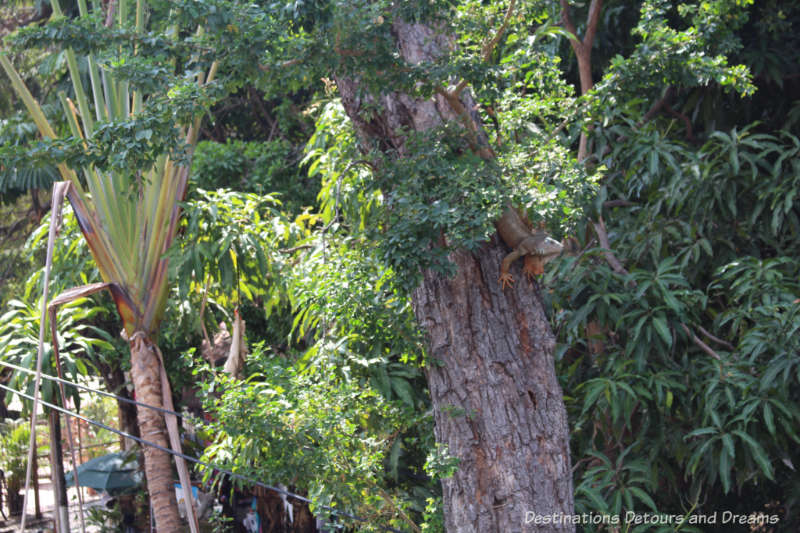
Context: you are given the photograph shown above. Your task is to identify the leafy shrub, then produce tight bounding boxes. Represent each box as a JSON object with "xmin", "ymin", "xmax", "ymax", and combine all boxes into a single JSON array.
[{"xmin": 553, "ymin": 122, "xmax": 800, "ymax": 530}]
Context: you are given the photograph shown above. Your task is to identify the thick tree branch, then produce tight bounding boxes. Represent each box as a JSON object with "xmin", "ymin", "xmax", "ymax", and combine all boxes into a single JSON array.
[
  {"xmin": 560, "ymin": 0, "xmax": 579, "ymax": 48},
  {"xmin": 665, "ymin": 104, "xmax": 696, "ymax": 142},
  {"xmin": 435, "ymin": 87, "xmax": 495, "ymax": 159},
  {"xmin": 561, "ymin": 0, "xmax": 602, "ymax": 160},
  {"xmin": 583, "ymin": 0, "xmax": 603, "ymax": 54}
]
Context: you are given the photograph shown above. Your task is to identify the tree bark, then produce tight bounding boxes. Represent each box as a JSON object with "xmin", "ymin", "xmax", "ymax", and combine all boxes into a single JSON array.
[
  {"xmin": 336, "ymin": 16, "xmax": 574, "ymax": 533},
  {"xmin": 129, "ymin": 334, "xmax": 182, "ymax": 532},
  {"xmin": 413, "ymin": 241, "xmax": 573, "ymax": 532}
]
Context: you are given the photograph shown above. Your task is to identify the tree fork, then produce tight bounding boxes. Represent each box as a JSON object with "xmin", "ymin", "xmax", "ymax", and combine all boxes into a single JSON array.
[{"xmin": 560, "ymin": 0, "xmax": 603, "ymax": 161}]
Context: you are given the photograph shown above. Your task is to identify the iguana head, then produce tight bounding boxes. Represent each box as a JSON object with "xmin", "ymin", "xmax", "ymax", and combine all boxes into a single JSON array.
[
  {"xmin": 534, "ymin": 233, "xmax": 564, "ymax": 261},
  {"xmin": 522, "ymin": 234, "xmax": 564, "ymax": 279}
]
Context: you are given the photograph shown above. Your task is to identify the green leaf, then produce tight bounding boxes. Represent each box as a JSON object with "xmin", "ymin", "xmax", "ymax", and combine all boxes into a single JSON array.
[
  {"xmin": 628, "ymin": 486, "xmax": 657, "ymax": 512},
  {"xmin": 578, "ymin": 486, "xmax": 609, "ymax": 511},
  {"xmin": 685, "ymin": 427, "xmax": 718, "ymax": 439},
  {"xmin": 391, "ymin": 378, "xmax": 415, "ymax": 408},
  {"xmin": 721, "ymin": 433, "xmax": 735, "ymax": 459},
  {"xmin": 732, "ymin": 430, "xmax": 774, "ymax": 480},
  {"xmin": 719, "ymin": 447, "xmax": 732, "ymax": 493},
  {"xmin": 762, "ymin": 403, "xmax": 776, "ymax": 436},
  {"xmin": 652, "ymin": 315, "xmax": 671, "ymax": 347},
  {"xmin": 581, "ymin": 380, "xmax": 606, "ymax": 414}
]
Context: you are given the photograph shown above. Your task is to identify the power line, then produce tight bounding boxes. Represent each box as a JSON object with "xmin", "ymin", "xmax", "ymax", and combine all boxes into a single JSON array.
[
  {"xmin": 0, "ymin": 358, "xmax": 188, "ymax": 421},
  {"xmin": 0, "ymin": 382, "xmax": 407, "ymax": 533}
]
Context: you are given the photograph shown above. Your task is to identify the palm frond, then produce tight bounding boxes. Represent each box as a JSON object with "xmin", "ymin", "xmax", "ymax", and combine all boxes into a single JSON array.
[{"xmin": 2, "ymin": 0, "xmax": 217, "ymax": 334}]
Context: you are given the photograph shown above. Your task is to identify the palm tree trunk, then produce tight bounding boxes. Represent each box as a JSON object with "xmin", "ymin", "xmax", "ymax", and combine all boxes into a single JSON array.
[{"xmin": 129, "ymin": 334, "xmax": 182, "ymax": 531}]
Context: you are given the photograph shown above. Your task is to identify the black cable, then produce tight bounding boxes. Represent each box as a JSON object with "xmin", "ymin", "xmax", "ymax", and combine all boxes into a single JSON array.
[
  {"xmin": 0, "ymin": 358, "xmax": 188, "ymax": 421},
  {"xmin": 0, "ymin": 382, "xmax": 407, "ymax": 533}
]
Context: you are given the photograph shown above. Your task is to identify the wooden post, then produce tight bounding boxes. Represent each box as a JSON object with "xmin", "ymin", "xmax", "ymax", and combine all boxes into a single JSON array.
[
  {"xmin": 32, "ymin": 437, "xmax": 41, "ymax": 519},
  {"xmin": 48, "ymin": 407, "xmax": 70, "ymax": 533}
]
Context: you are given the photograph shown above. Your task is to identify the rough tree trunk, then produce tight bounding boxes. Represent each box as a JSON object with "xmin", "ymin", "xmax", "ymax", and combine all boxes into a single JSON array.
[
  {"xmin": 336, "ymin": 16, "xmax": 574, "ymax": 533},
  {"xmin": 129, "ymin": 334, "xmax": 182, "ymax": 531},
  {"xmin": 413, "ymin": 240, "xmax": 573, "ymax": 532}
]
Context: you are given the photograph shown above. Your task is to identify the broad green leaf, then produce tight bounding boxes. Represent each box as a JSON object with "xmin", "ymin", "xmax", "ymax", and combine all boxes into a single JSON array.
[{"xmin": 652, "ymin": 315, "xmax": 671, "ymax": 347}]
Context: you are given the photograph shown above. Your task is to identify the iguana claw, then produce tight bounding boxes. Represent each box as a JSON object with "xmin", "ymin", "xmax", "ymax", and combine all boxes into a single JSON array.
[{"xmin": 499, "ymin": 273, "xmax": 515, "ymax": 290}]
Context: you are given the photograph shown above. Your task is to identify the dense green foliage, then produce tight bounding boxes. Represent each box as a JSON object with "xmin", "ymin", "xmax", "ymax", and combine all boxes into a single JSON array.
[
  {"xmin": 1, "ymin": 0, "xmax": 799, "ymax": 531},
  {"xmin": 555, "ymin": 127, "xmax": 800, "ymax": 529}
]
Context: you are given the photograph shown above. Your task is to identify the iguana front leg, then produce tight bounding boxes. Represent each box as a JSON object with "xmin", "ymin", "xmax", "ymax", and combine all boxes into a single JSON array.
[
  {"xmin": 499, "ymin": 248, "xmax": 525, "ymax": 289},
  {"xmin": 523, "ymin": 254, "xmax": 544, "ymax": 280}
]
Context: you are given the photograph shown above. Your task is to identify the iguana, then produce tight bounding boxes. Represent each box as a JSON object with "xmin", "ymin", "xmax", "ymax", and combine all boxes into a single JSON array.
[{"xmin": 495, "ymin": 206, "xmax": 563, "ymax": 289}]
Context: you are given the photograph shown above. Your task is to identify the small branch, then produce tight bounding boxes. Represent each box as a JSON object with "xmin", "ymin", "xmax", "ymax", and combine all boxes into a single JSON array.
[
  {"xmin": 681, "ymin": 324, "xmax": 721, "ymax": 361},
  {"xmin": 452, "ymin": 78, "xmax": 469, "ymax": 98},
  {"xmin": 564, "ymin": 236, "xmax": 597, "ymax": 277},
  {"xmin": 665, "ymin": 104, "xmax": 696, "ymax": 143},
  {"xmin": 278, "ymin": 244, "xmax": 314, "ymax": 254},
  {"xmin": 696, "ymin": 325, "xmax": 735, "ymax": 351},
  {"xmin": 480, "ymin": 0, "xmax": 517, "ymax": 62},
  {"xmin": 545, "ymin": 98, "xmax": 592, "ymax": 143},
  {"xmin": 638, "ymin": 86, "xmax": 674, "ymax": 127},
  {"xmin": 617, "ymin": 85, "xmax": 697, "ymax": 144},
  {"xmin": 375, "ymin": 485, "xmax": 422, "ymax": 533},
  {"xmin": 447, "ymin": 0, "xmax": 518, "ymax": 101},
  {"xmin": 0, "ymin": 216, "xmax": 30, "ymax": 237},
  {"xmin": 591, "ymin": 216, "xmax": 628, "ymax": 275},
  {"xmin": 198, "ymin": 275, "xmax": 211, "ymax": 348},
  {"xmin": 333, "ymin": 48, "xmax": 366, "ymax": 58}
]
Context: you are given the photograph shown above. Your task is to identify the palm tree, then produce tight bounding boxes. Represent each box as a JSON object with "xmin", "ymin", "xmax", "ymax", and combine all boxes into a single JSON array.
[{"xmin": 1, "ymin": 0, "xmax": 215, "ymax": 529}]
